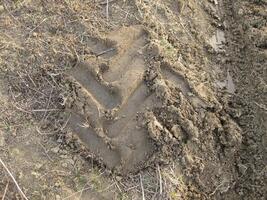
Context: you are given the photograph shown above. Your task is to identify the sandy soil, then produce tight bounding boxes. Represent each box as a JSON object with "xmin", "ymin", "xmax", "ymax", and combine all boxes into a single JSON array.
[{"xmin": 0, "ymin": 0, "xmax": 266, "ymax": 199}]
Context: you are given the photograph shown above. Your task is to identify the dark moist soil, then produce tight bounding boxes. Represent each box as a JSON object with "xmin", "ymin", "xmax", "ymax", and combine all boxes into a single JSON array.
[{"xmin": 220, "ymin": 0, "xmax": 267, "ymax": 199}]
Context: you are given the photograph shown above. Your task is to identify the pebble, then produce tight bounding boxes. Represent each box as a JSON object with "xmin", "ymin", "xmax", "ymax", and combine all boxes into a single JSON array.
[
  {"xmin": 51, "ymin": 146, "xmax": 60, "ymax": 153},
  {"xmin": 0, "ymin": 5, "xmax": 4, "ymax": 12},
  {"xmin": 61, "ymin": 162, "xmax": 68, "ymax": 168},
  {"xmin": 32, "ymin": 32, "xmax": 38, "ymax": 37}
]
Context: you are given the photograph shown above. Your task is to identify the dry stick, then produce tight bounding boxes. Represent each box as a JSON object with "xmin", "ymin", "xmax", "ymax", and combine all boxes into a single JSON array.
[
  {"xmin": 0, "ymin": 158, "xmax": 29, "ymax": 200},
  {"xmin": 106, "ymin": 0, "xmax": 109, "ymax": 20},
  {"xmin": 113, "ymin": 4, "xmax": 142, "ymax": 23},
  {"xmin": 96, "ymin": 47, "xmax": 116, "ymax": 57},
  {"xmin": 78, "ymin": 181, "xmax": 90, "ymax": 200},
  {"xmin": 114, "ymin": 179, "xmax": 122, "ymax": 193},
  {"xmin": 99, "ymin": 0, "xmax": 117, "ymax": 5},
  {"xmin": 2, "ymin": 182, "xmax": 9, "ymax": 200},
  {"xmin": 13, "ymin": 104, "xmax": 32, "ymax": 114},
  {"xmin": 62, "ymin": 186, "xmax": 92, "ymax": 200},
  {"xmin": 254, "ymin": 101, "xmax": 267, "ymax": 111},
  {"xmin": 157, "ymin": 165, "xmax": 163, "ymax": 195},
  {"xmin": 38, "ymin": 142, "xmax": 53, "ymax": 162},
  {"xmin": 139, "ymin": 174, "xmax": 145, "ymax": 200},
  {"xmin": 41, "ymin": 89, "xmax": 53, "ymax": 123},
  {"xmin": 27, "ymin": 18, "xmax": 48, "ymax": 40},
  {"xmin": 31, "ymin": 108, "xmax": 61, "ymax": 112}
]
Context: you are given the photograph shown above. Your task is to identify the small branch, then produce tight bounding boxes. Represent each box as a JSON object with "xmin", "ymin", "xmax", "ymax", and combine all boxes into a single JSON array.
[
  {"xmin": 254, "ymin": 101, "xmax": 267, "ymax": 111},
  {"xmin": 27, "ymin": 18, "xmax": 48, "ymax": 39},
  {"xmin": 38, "ymin": 142, "xmax": 53, "ymax": 162},
  {"xmin": 96, "ymin": 47, "xmax": 116, "ymax": 57},
  {"xmin": 139, "ymin": 174, "xmax": 145, "ymax": 200},
  {"xmin": 106, "ymin": 0, "xmax": 109, "ymax": 20},
  {"xmin": 157, "ymin": 165, "xmax": 163, "ymax": 195},
  {"xmin": 78, "ymin": 181, "xmax": 90, "ymax": 200},
  {"xmin": 2, "ymin": 181, "xmax": 9, "ymax": 200},
  {"xmin": 0, "ymin": 158, "xmax": 29, "ymax": 200},
  {"xmin": 114, "ymin": 178, "xmax": 122, "ymax": 193},
  {"xmin": 13, "ymin": 104, "xmax": 32, "ymax": 114},
  {"xmin": 31, "ymin": 108, "xmax": 61, "ymax": 112},
  {"xmin": 62, "ymin": 186, "xmax": 91, "ymax": 200},
  {"xmin": 99, "ymin": 0, "xmax": 117, "ymax": 5},
  {"xmin": 41, "ymin": 89, "xmax": 53, "ymax": 123}
]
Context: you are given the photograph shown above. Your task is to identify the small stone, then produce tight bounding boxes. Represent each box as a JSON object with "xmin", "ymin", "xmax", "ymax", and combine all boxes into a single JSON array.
[
  {"xmin": 55, "ymin": 182, "xmax": 61, "ymax": 187},
  {"xmin": 57, "ymin": 138, "xmax": 63, "ymax": 143},
  {"xmin": 0, "ymin": 5, "xmax": 4, "ymax": 12},
  {"xmin": 65, "ymin": 158, "xmax": 75, "ymax": 166},
  {"xmin": 188, "ymin": 92, "xmax": 194, "ymax": 97},
  {"xmin": 11, "ymin": 131, "xmax": 17, "ymax": 137},
  {"xmin": 116, "ymin": 176, "xmax": 122, "ymax": 181},
  {"xmin": 171, "ymin": 125, "xmax": 184, "ymax": 141},
  {"xmin": 61, "ymin": 162, "xmax": 68, "ymax": 168},
  {"xmin": 51, "ymin": 146, "xmax": 60, "ymax": 153},
  {"xmin": 32, "ymin": 32, "xmax": 38, "ymax": 37},
  {"xmin": 59, "ymin": 154, "xmax": 68, "ymax": 159},
  {"xmin": 35, "ymin": 163, "xmax": 43, "ymax": 170}
]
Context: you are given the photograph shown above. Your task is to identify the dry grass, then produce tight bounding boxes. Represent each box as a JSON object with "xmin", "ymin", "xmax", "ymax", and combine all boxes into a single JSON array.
[{"xmin": 0, "ymin": 158, "xmax": 29, "ymax": 200}]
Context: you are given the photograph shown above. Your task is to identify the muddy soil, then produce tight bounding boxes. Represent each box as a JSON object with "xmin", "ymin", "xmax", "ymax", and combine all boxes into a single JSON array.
[{"xmin": 0, "ymin": 0, "xmax": 266, "ymax": 199}]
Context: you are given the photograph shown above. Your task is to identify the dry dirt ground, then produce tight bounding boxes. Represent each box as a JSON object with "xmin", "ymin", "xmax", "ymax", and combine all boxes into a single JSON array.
[{"xmin": 0, "ymin": 0, "xmax": 266, "ymax": 199}]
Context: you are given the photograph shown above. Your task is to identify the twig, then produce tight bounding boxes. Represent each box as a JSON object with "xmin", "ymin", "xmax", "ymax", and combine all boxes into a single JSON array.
[
  {"xmin": 254, "ymin": 101, "xmax": 267, "ymax": 111},
  {"xmin": 96, "ymin": 47, "xmax": 116, "ymax": 57},
  {"xmin": 78, "ymin": 181, "xmax": 90, "ymax": 200},
  {"xmin": 125, "ymin": 184, "xmax": 139, "ymax": 191},
  {"xmin": 139, "ymin": 174, "xmax": 145, "ymax": 200},
  {"xmin": 2, "ymin": 181, "xmax": 9, "ymax": 200},
  {"xmin": 36, "ymin": 126, "xmax": 58, "ymax": 135},
  {"xmin": 66, "ymin": 45, "xmax": 80, "ymax": 68},
  {"xmin": 99, "ymin": 0, "xmax": 117, "ymax": 5},
  {"xmin": 31, "ymin": 108, "xmax": 61, "ymax": 112},
  {"xmin": 0, "ymin": 158, "xmax": 29, "ymax": 200},
  {"xmin": 157, "ymin": 165, "xmax": 163, "ymax": 195},
  {"xmin": 62, "ymin": 186, "xmax": 91, "ymax": 200},
  {"xmin": 60, "ymin": 114, "xmax": 71, "ymax": 131},
  {"xmin": 106, "ymin": 0, "xmax": 109, "ymax": 20},
  {"xmin": 209, "ymin": 179, "xmax": 228, "ymax": 197},
  {"xmin": 113, "ymin": 4, "xmax": 142, "ymax": 23},
  {"xmin": 178, "ymin": 16, "xmax": 194, "ymax": 40},
  {"xmin": 98, "ymin": 182, "xmax": 116, "ymax": 192},
  {"xmin": 38, "ymin": 142, "xmax": 53, "ymax": 162},
  {"xmin": 41, "ymin": 89, "xmax": 53, "ymax": 122},
  {"xmin": 13, "ymin": 104, "xmax": 32, "ymax": 114},
  {"xmin": 27, "ymin": 73, "xmax": 37, "ymax": 87},
  {"xmin": 114, "ymin": 179, "xmax": 122, "ymax": 193},
  {"xmin": 26, "ymin": 18, "xmax": 48, "ymax": 40}
]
